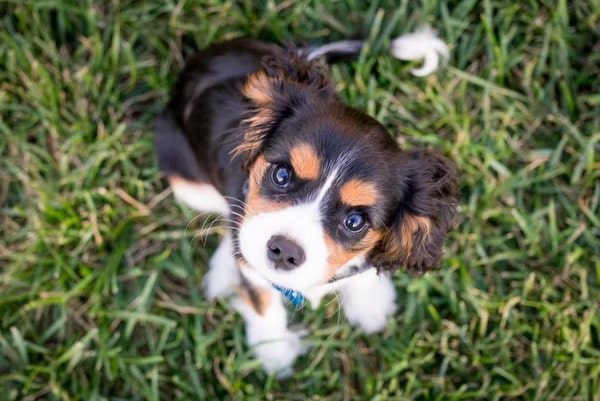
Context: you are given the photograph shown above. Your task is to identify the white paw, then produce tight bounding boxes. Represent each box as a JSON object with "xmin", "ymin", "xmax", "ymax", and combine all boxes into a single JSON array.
[
  {"xmin": 202, "ymin": 234, "xmax": 239, "ymax": 300},
  {"xmin": 231, "ymin": 285, "xmax": 308, "ymax": 377},
  {"xmin": 250, "ymin": 326, "xmax": 309, "ymax": 377},
  {"xmin": 202, "ymin": 266, "xmax": 236, "ymax": 299},
  {"xmin": 340, "ymin": 270, "xmax": 397, "ymax": 334},
  {"xmin": 344, "ymin": 297, "xmax": 397, "ymax": 334}
]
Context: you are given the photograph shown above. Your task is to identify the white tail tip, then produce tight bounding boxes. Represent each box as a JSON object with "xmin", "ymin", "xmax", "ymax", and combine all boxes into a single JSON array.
[{"xmin": 389, "ymin": 25, "xmax": 449, "ymax": 76}]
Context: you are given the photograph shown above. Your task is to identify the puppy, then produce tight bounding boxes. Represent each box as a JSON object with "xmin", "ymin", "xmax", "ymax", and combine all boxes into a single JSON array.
[{"xmin": 155, "ymin": 33, "xmax": 458, "ymax": 376}]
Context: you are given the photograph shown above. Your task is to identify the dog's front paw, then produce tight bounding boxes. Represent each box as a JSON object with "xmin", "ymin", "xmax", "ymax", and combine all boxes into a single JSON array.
[
  {"xmin": 344, "ymin": 297, "xmax": 397, "ymax": 334},
  {"xmin": 340, "ymin": 271, "xmax": 397, "ymax": 334},
  {"xmin": 202, "ymin": 264, "xmax": 237, "ymax": 300},
  {"xmin": 249, "ymin": 326, "xmax": 309, "ymax": 378},
  {"xmin": 202, "ymin": 235, "xmax": 239, "ymax": 300}
]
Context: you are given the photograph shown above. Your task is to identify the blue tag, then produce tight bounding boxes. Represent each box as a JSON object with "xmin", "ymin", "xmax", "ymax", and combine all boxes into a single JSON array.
[{"xmin": 272, "ymin": 284, "xmax": 305, "ymax": 306}]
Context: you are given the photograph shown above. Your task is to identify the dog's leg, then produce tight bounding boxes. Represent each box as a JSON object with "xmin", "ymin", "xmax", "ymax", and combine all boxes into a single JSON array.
[
  {"xmin": 338, "ymin": 269, "xmax": 397, "ymax": 333},
  {"xmin": 205, "ymin": 239, "xmax": 307, "ymax": 375},
  {"xmin": 168, "ymin": 176, "xmax": 229, "ymax": 215},
  {"xmin": 202, "ymin": 233, "xmax": 241, "ymax": 299},
  {"xmin": 155, "ymin": 112, "xmax": 229, "ymax": 215},
  {"xmin": 230, "ymin": 284, "xmax": 308, "ymax": 377}
]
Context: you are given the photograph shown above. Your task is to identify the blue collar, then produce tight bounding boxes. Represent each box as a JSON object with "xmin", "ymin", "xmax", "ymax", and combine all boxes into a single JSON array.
[
  {"xmin": 272, "ymin": 284, "xmax": 305, "ymax": 306},
  {"xmin": 271, "ymin": 264, "xmax": 372, "ymax": 306}
]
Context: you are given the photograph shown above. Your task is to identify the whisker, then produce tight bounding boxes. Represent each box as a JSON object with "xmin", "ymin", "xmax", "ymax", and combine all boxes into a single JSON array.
[
  {"xmin": 333, "ymin": 292, "xmax": 344, "ymax": 334},
  {"xmin": 189, "ymin": 231, "xmax": 211, "ymax": 249},
  {"xmin": 226, "ymin": 207, "xmax": 244, "ymax": 216},
  {"xmin": 185, "ymin": 213, "xmax": 238, "ymax": 250},
  {"xmin": 225, "ymin": 198, "xmax": 246, "ymax": 207},
  {"xmin": 186, "ymin": 216, "xmax": 242, "ymax": 249},
  {"xmin": 329, "ymin": 291, "xmax": 344, "ymax": 341},
  {"xmin": 200, "ymin": 218, "xmax": 221, "ymax": 246},
  {"xmin": 187, "ymin": 218, "xmax": 220, "ymax": 251},
  {"xmin": 217, "ymin": 216, "xmax": 241, "ymax": 225},
  {"xmin": 227, "ymin": 204, "xmax": 246, "ymax": 213},
  {"xmin": 223, "ymin": 195, "xmax": 259, "ymax": 217},
  {"xmin": 223, "ymin": 195, "xmax": 248, "ymax": 208},
  {"xmin": 183, "ymin": 212, "xmax": 212, "ymax": 238}
]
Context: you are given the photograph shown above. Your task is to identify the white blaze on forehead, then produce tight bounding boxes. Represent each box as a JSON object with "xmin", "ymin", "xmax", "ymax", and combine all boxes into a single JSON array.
[
  {"xmin": 314, "ymin": 168, "xmax": 339, "ymax": 205},
  {"xmin": 238, "ymin": 169, "xmax": 340, "ymax": 291}
]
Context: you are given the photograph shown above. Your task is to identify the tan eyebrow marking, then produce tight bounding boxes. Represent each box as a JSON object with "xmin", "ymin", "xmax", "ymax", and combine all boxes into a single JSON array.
[
  {"xmin": 290, "ymin": 142, "xmax": 320, "ymax": 180},
  {"xmin": 245, "ymin": 156, "xmax": 291, "ymax": 218},
  {"xmin": 339, "ymin": 179, "xmax": 379, "ymax": 206}
]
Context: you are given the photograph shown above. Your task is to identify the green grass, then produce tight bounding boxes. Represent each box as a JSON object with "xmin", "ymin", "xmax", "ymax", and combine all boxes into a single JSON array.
[{"xmin": 1, "ymin": 0, "xmax": 599, "ymax": 399}]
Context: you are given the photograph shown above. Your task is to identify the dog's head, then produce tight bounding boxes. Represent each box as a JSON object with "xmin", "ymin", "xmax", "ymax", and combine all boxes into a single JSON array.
[{"xmin": 234, "ymin": 50, "xmax": 459, "ymax": 292}]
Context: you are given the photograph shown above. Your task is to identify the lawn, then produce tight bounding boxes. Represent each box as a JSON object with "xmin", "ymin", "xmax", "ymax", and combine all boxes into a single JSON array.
[{"xmin": 1, "ymin": 0, "xmax": 599, "ymax": 400}]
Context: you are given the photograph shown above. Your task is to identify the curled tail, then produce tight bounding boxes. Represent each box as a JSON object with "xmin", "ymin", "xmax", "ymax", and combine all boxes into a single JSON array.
[{"xmin": 305, "ymin": 25, "xmax": 449, "ymax": 77}]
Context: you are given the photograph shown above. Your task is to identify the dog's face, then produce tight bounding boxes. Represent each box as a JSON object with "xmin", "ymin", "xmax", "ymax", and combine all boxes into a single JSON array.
[{"xmin": 235, "ymin": 51, "xmax": 458, "ymax": 292}]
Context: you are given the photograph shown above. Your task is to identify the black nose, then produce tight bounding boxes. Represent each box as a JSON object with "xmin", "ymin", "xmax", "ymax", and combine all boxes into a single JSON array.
[{"xmin": 266, "ymin": 235, "xmax": 306, "ymax": 270}]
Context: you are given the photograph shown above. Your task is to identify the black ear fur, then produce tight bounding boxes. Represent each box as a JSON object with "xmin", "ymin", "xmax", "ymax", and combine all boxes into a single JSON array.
[
  {"xmin": 369, "ymin": 149, "xmax": 459, "ymax": 273},
  {"xmin": 231, "ymin": 47, "xmax": 335, "ymax": 170}
]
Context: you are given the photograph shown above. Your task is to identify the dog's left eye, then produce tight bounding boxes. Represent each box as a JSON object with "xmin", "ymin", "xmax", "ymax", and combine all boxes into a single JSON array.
[
  {"xmin": 271, "ymin": 164, "xmax": 292, "ymax": 188},
  {"xmin": 344, "ymin": 212, "xmax": 367, "ymax": 233}
]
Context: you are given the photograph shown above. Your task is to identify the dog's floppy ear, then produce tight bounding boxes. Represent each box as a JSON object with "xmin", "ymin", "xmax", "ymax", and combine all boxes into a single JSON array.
[
  {"xmin": 232, "ymin": 48, "xmax": 334, "ymax": 169},
  {"xmin": 369, "ymin": 149, "xmax": 459, "ymax": 274}
]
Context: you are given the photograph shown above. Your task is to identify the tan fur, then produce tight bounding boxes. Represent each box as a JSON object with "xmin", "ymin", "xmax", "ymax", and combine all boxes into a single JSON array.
[
  {"xmin": 231, "ymin": 72, "xmax": 277, "ymax": 159},
  {"xmin": 248, "ymin": 156, "xmax": 270, "ymax": 191},
  {"xmin": 325, "ymin": 230, "xmax": 383, "ymax": 274},
  {"xmin": 400, "ymin": 215, "xmax": 431, "ymax": 257},
  {"xmin": 238, "ymin": 286, "xmax": 273, "ymax": 316},
  {"xmin": 245, "ymin": 156, "xmax": 291, "ymax": 217},
  {"xmin": 231, "ymin": 111, "xmax": 273, "ymax": 160},
  {"xmin": 339, "ymin": 179, "xmax": 379, "ymax": 207},
  {"xmin": 243, "ymin": 71, "xmax": 274, "ymax": 106},
  {"xmin": 290, "ymin": 143, "xmax": 320, "ymax": 180},
  {"xmin": 168, "ymin": 175, "xmax": 209, "ymax": 190}
]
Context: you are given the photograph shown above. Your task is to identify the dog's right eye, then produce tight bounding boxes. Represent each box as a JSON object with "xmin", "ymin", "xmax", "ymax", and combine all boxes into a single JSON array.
[
  {"xmin": 271, "ymin": 164, "xmax": 292, "ymax": 188},
  {"xmin": 344, "ymin": 212, "xmax": 367, "ymax": 233}
]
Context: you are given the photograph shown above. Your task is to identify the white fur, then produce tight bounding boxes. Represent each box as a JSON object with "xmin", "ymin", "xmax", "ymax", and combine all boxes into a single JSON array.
[
  {"xmin": 339, "ymin": 269, "xmax": 397, "ymax": 333},
  {"xmin": 170, "ymin": 178, "xmax": 230, "ymax": 215},
  {"xmin": 230, "ymin": 287, "xmax": 308, "ymax": 377},
  {"xmin": 238, "ymin": 172, "xmax": 338, "ymax": 291},
  {"xmin": 302, "ymin": 254, "xmax": 370, "ymax": 307},
  {"xmin": 202, "ymin": 233, "xmax": 240, "ymax": 299},
  {"xmin": 390, "ymin": 25, "xmax": 449, "ymax": 76}
]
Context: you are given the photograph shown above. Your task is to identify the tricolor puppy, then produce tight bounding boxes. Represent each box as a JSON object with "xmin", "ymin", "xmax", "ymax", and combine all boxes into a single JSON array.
[{"xmin": 155, "ymin": 30, "xmax": 458, "ymax": 376}]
